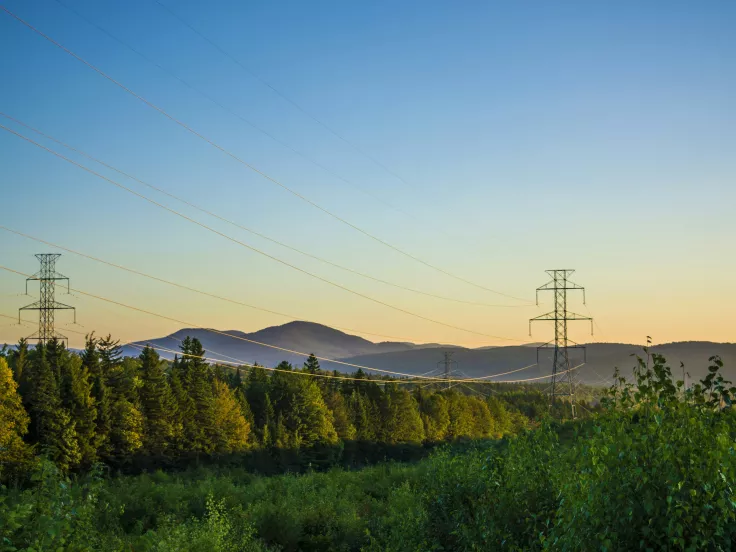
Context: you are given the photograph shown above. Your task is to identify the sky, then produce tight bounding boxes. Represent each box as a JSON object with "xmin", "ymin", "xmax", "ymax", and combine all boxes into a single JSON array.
[{"xmin": 1, "ymin": 0, "xmax": 734, "ymax": 351}]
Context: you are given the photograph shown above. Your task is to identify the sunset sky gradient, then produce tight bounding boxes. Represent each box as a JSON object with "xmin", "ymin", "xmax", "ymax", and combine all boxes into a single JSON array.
[{"xmin": 1, "ymin": 0, "xmax": 734, "ymax": 349}]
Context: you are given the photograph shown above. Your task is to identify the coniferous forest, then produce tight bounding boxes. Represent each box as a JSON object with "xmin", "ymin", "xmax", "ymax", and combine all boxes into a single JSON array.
[{"xmin": 1, "ymin": 334, "xmax": 735, "ymax": 550}]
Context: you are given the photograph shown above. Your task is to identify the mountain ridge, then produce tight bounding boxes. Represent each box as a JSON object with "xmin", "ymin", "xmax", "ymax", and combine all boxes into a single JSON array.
[{"xmin": 120, "ymin": 322, "xmax": 736, "ymax": 385}]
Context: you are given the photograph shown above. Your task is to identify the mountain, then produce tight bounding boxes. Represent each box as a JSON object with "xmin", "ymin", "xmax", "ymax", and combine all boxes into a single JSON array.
[
  {"xmin": 343, "ymin": 342, "xmax": 736, "ymax": 385},
  {"xmin": 121, "ymin": 321, "xmax": 443, "ymax": 367},
  {"xmin": 121, "ymin": 322, "xmax": 736, "ymax": 385}
]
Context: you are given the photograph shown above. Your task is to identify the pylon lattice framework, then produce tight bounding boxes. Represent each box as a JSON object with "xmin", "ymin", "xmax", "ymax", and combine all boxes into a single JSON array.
[
  {"xmin": 438, "ymin": 351, "xmax": 458, "ymax": 390},
  {"xmin": 529, "ymin": 269, "xmax": 592, "ymax": 419},
  {"xmin": 19, "ymin": 253, "xmax": 76, "ymax": 345}
]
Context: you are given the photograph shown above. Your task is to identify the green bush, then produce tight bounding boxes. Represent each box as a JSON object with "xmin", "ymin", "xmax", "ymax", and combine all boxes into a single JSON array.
[{"xmin": 547, "ymin": 354, "xmax": 736, "ymax": 551}]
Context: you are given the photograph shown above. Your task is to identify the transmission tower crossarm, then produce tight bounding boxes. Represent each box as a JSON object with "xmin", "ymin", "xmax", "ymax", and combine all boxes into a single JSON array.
[
  {"xmin": 529, "ymin": 269, "xmax": 593, "ymax": 419},
  {"xmin": 18, "ymin": 254, "xmax": 76, "ymax": 344}
]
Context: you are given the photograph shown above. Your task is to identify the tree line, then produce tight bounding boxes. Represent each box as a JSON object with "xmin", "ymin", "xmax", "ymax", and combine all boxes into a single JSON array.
[{"xmin": 0, "ymin": 334, "xmax": 546, "ymax": 479}]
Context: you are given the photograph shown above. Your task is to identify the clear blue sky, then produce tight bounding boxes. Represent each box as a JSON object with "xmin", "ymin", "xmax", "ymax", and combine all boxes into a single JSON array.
[{"xmin": 1, "ymin": 0, "xmax": 734, "ymax": 348}]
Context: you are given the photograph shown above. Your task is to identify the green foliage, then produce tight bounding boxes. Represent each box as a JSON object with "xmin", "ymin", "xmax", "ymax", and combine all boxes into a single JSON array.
[
  {"xmin": 379, "ymin": 386, "xmax": 424, "ymax": 444},
  {"xmin": 139, "ymin": 346, "xmax": 176, "ymax": 456},
  {"xmin": 547, "ymin": 353, "xmax": 736, "ymax": 551},
  {"xmin": 26, "ymin": 344, "xmax": 81, "ymax": 472},
  {"xmin": 0, "ymin": 357, "xmax": 33, "ymax": 481},
  {"xmin": 0, "ymin": 459, "xmax": 104, "ymax": 551}
]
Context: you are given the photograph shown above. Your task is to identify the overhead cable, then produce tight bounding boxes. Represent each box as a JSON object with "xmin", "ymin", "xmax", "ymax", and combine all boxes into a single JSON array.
[
  {"xmin": 1, "ymin": 5, "xmax": 531, "ymax": 304},
  {"xmin": 0, "ymin": 113, "xmax": 527, "ymax": 310},
  {"xmin": 0, "ymin": 123, "xmax": 529, "ymax": 343}
]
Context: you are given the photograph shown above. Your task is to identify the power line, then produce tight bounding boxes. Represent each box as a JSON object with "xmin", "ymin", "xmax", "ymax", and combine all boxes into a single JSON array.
[
  {"xmin": 51, "ymin": 0, "xmax": 428, "ymax": 228},
  {"xmin": 0, "ymin": 113, "xmax": 526, "ymax": 310},
  {"xmin": 151, "ymin": 0, "xmax": 419, "ymax": 195},
  {"xmin": 457, "ymin": 362, "xmax": 539, "ymax": 381},
  {"xmin": 493, "ymin": 363, "xmax": 586, "ymax": 384},
  {"xmin": 0, "ymin": 225, "xmax": 489, "ymax": 346},
  {"xmin": 2, "ymin": 263, "xmax": 500, "ymax": 381},
  {"xmin": 1, "ymin": 6, "xmax": 531, "ymax": 304},
  {"xmin": 0, "ymin": 308, "xmax": 560, "ymax": 385},
  {"xmin": 125, "ymin": 341, "xmax": 427, "ymax": 385},
  {"xmin": 0, "ymin": 123, "xmax": 530, "ymax": 344}
]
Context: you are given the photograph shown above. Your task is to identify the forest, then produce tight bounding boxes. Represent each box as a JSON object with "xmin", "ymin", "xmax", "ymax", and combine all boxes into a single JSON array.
[{"xmin": 1, "ymin": 336, "xmax": 734, "ymax": 550}]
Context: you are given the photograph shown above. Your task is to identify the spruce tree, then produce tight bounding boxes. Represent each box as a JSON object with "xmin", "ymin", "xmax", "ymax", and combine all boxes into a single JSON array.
[
  {"xmin": 246, "ymin": 364, "xmax": 272, "ymax": 443},
  {"xmin": 59, "ymin": 353, "xmax": 98, "ymax": 467},
  {"xmin": 304, "ymin": 353, "xmax": 320, "ymax": 374},
  {"xmin": 98, "ymin": 334, "xmax": 123, "ymax": 371},
  {"xmin": 348, "ymin": 390, "xmax": 376, "ymax": 441},
  {"xmin": 323, "ymin": 389, "xmax": 356, "ymax": 440},
  {"xmin": 181, "ymin": 337, "xmax": 217, "ymax": 453},
  {"xmin": 82, "ymin": 333, "xmax": 111, "ymax": 456},
  {"xmin": 45, "ymin": 337, "xmax": 66, "ymax": 385},
  {"xmin": 139, "ymin": 345, "xmax": 174, "ymax": 456},
  {"xmin": 105, "ymin": 348, "xmax": 144, "ymax": 462},
  {"xmin": 167, "ymin": 358, "xmax": 187, "ymax": 450},
  {"xmin": 289, "ymin": 377, "xmax": 338, "ymax": 447},
  {"xmin": 27, "ymin": 344, "xmax": 81, "ymax": 471}
]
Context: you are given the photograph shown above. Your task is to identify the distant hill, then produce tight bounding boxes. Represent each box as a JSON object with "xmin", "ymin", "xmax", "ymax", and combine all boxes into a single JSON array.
[
  {"xmin": 121, "ymin": 322, "xmax": 736, "ymax": 385},
  {"xmin": 121, "ymin": 321, "xmax": 452, "ymax": 368},
  {"xmin": 343, "ymin": 342, "xmax": 736, "ymax": 385}
]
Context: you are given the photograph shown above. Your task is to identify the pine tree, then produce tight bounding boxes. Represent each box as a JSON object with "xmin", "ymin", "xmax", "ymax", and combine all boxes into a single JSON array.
[
  {"xmin": 45, "ymin": 337, "xmax": 66, "ymax": 385},
  {"xmin": 234, "ymin": 387, "xmax": 256, "ymax": 445},
  {"xmin": 59, "ymin": 353, "xmax": 98, "ymax": 467},
  {"xmin": 108, "ymin": 395, "xmax": 144, "ymax": 461},
  {"xmin": 139, "ymin": 345, "xmax": 174, "ymax": 456},
  {"xmin": 98, "ymin": 334, "xmax": 123, "ymax": 371},
  {"xmin": 27, "ymin": 345, "xmax": 81, "ymax": 471},
  {"xmin": 304, "ymin": 353, "xmax": 320, "ymax": 374},
  {"xmin": 348, "ymin": 390, "xmax": 376, "ymax": 441},
  {"xmin": 82, "ymin": 333, "xmax": 111, "ymax": 456},
  {"xmin": 181, "ymin": 337, "xmax": 217, "ymax": 453},
  {"xmin": 323, "ymin": 389, "xmax": 356, "ymax": 440},
  {"xmin": 290, "ymin": 377, "xmax": 338, "ymax": 447},
  {"xmin": 167, "ymin": 358, "xmax": 187, "ymax": 450},
  {"xmin": 212, "ymin": 379, "xmax": 250, "ymax": 452},
  {"xmin": 104, "ymin": 346, "xmax": 143, "ymax": 462},
  {"xmin": 246, "ymin": 364, "xmax": 272, "ymax": 443},
  {"xmin": 262, "ymin": 392, "xmax": 274, "ymax": 447},
  {"xmin": 0, "ymin": 357, "xmax": 32, "ymax": 479}
]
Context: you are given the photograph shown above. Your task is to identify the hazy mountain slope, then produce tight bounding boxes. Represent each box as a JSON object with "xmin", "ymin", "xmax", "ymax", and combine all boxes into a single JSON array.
[
  {"xmin": 342, "ymin": 342, "xmax": 736, "ymax": 385},
  {"xmin": 120, "ymin": 322, "xmax": 735, "ymax": 385},
  {"xmin": 121, "ymin": 321, "xmax": 423, "ymax": 367}
]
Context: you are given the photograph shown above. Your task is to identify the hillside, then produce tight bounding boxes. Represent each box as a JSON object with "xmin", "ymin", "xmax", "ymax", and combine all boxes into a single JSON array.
[
  {"xmin": 121, "ymin": 321, "xmax": 447, "ymax": 367},
  {"xmin": 122, "ymin": 322, "xmax": 736, "ymax": 385},
  {"xmin": 344, "ymin": 341, "xmax": 736, "ymax": 385}
]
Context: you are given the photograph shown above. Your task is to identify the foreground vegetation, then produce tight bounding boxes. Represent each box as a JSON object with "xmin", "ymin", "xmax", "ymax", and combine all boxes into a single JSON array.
[{"xmin": 2, "ymin": 339, "xmax": 734, "ymax": 550}]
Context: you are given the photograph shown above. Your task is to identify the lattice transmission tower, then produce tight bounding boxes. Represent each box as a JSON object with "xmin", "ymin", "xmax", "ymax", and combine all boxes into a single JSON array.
[
  {"xmin": 438, "ymin": 351, "xmax": 458, "ymax": 390},
  {"xmin": 529, "ymin": 269, "xmax": 592, "ymax": 418},
  {"xmin": 19, "ymin": 254, "xmax": 76, "ymax": 345}
]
